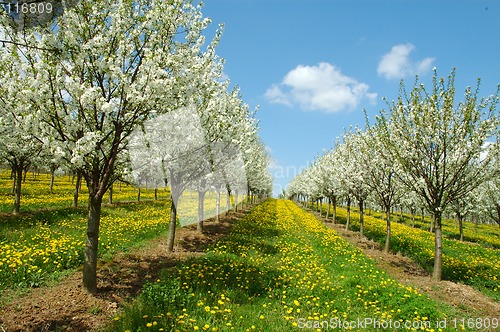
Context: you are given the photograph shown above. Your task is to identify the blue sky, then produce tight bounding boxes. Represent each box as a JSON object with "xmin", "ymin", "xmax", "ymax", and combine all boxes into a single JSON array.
[{"xmin": 201, "ymin": 0, "xmax": 500, "ymax": 196}]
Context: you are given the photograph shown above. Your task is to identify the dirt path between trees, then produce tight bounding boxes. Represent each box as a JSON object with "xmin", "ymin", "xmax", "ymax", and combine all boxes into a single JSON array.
[
  {"xmin": 313, "ymin": 212, "xmax": 500, "ymax": 318},
  {"xmin": 0, "ymin": 210, "xmax": 247, "ymax": 332}
]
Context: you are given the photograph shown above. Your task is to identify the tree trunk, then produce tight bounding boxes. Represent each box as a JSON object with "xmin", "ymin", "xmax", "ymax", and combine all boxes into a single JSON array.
[
  {"xmin": 359, "ymin": 200, "xmax": 364, "ymax": 239},
  {"xmin": 83, "ymin": 194, "xmax": 103, "ymax": 293},
  {"xmin": 154, "ymin": 187, "xmax": 158, "ymax": 201},
  {"xmin": 197, "ymin": 190, "xmax": 206, "ymax": 233},
  {"xmin": 73, "ymin": 172, "xmax": 82, "ymax": 208},
  {"xmin": 166, "ymin": 199, "xmax": 177, "ymax": 252},
  {"xmin": 411, "ymin": 211, "xmax": 415, "ymax": 228},
  {"xmin": 226, "ymin": 189, "xmax": 231, "ymax": 216},
  {"xmin": 384, "ymin": 207, "xmax": 391, "ymax": 253},
  {"xmin": 215, "ymin": 190, "xmax": 221, "ymax": 222},
  {"xmin": 234, "ymin": 191, "xmax": 238, "ymax": 212},
  {"xmin": 137, "ymin": 186, "xmax": 141, "ymax": 202},
  {"xmin": 49, "ymin": 171, "xmax": 55, "ymax": 194},
  {"xmin": 326, "ymin": 197, "xmax": 331, "ymax": 220},
  {"xmin": 457, "ymin": 212, "xmax": 464, "ymax": 242},
  {"xmin": 345, "ymin": 196, "xmax": 351, "ymax": 230},
  {"xmin": 432, "ymin": 212, "xmax": 443, "ymax": 281},
  {"xmin": 332, "ymin": 195, "xmax": 337, "ymax": 224},
  {"xmin": 13, "ymin": 164, "xmax": 23, "ymax": 215}
]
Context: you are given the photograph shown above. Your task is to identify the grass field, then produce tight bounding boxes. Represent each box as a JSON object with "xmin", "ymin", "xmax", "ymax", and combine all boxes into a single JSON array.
[
  {"xmin": 109, "ymin": 199, "xmax": 472, "ymax": 332},
  {"xmin": 1, "ymin": 172, "xmax": 498, "ymax": 331},
  {"xmin": 310, "ymin": 203, "xmax": 500, "ymax": 302},
  {"xmin": 368, "ymin": 209, "xmax": 500, "ymax": 250},
  {"xmin": 0, "ymin": 171, "xmax": 241, "ymax": 292}
]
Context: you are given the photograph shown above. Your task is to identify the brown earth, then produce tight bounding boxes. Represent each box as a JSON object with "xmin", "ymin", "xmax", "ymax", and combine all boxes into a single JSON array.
[
  {"xmin": 0, "ymin": 210, "xmax": 246, "ymax": 332},
  {"xmin": 311, "ymin": 210, "xmax": 500, "ymax": 319}
]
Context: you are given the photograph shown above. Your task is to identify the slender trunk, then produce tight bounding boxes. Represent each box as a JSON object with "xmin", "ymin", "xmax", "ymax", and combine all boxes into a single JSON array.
[
  {"xmin": 73, "ymin": 172, "xmax": 82, "ymax": 208},
  {"xmin": 235, "ymin": 191, "xmax": 238, "ymax": 212},
  {"xmin": 345, "ymin": 196, "xmax": 351, "ymax": 230},
  {"xmin": 23, "ymin": 168, "xmax": 28, "ymax": 183},
  {"xmin": 108, "ymin": 185, "xmax": 113, "ymax": 204},
  {"xmin": 432, "ymin": 212, "xmax": 443, "ymax": 281},
  {"xmin": 457, "ymin": 213, "xmax": 464, "ymax": 242},
  {"xmin": 226, "ymin": 189, "xmax": 231, "ymax": 216},
  {"xmin": 166, "ymin": 198, "xmax": 177, "ymax": 253},
  {"xmin": 13, "ymin": 164, "xmax": 23, "ymax": 215},
  {"xmin": 215, "ymin": 190, "xmax": 221, "ymax": 222},
  {"xmin": 197, "ymin": 190, "xmax": 205, "ymax": 233},
  {"xmin": 137, "ymin": 186, "xmax": 141, "ymax": 202},
  {"xmin": 154, "ymin": 187, "xmax": 158, "ymax": 201},
  {"xmin": 83, "ymin": 194, "xmax": 102, "ymax": 294},
  {"xmin": 215, "ymin": 190, "xmax": 220, "ymax": 222},
  {"xmin": 332, "ymin": 196, "xmax": 337, "ymax": 224},
  {"xmin": 384, "ymin": 207, "xmax": 391, "ymax": 253},
  {"xmin": 421, "ymin": 208, "xmax": 425, "ymax": 223},
  {"xmin": 359, "ymin": 200, "xmax": 364, "ymax": 239},
  {"xmin": 326, "ymin": 197, "xmax": 331, "ymax": 220},
  {"xmin": 411, "ymin": 212, "xmax": 415, "ymax": 228},
  {"xmin": 49, "ymin": 171, "xmax": 55, "ymax": 194},
  {"xmin": 319, "ymin": 198, "xmax": 323, "ymax": 216}
]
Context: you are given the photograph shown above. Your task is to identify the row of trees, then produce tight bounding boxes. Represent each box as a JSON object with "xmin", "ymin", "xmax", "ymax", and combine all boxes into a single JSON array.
[
  {"xmin": 0, "ymin": 0, "xmax": 272, "ymax": 293},
  {"xmin": 287, "ymin": 69, "xmax": 499, "ymax": 281}
]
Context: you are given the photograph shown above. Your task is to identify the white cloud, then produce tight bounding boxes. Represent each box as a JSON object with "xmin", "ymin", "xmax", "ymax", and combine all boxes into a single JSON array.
[
  {"xmin": 264, "ymin": 84, "xmax": 292, "ymax": 106},
  {"xmin": 377, "ymin": 43, "xmax": 435, "ymax": 80},
  {"xmin": 265, "ymin": 62, "xmax": 377, "ymax": 113}
]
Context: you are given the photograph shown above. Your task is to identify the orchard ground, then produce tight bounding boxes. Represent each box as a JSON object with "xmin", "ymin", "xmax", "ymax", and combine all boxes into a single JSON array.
[
  {"xmin": 0, "ymin": 193, "xmax": 498, "ymax": 331},
  {"xmin": 0, "ymin": 211, "xmax": 239, "ymax": 331}
]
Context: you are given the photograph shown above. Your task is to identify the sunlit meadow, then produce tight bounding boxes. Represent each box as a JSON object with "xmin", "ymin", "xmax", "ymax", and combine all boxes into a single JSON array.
[
  {"xmin": 110, "ymin": 199, "xmax": 469, "ymax": 332},
  {"xmin": 317, "ymin": 204, "xmax": 500, "ymax": 301},
  {"xmin": 0, "ymin": 170, "xmax": 172, "ymax": 290},
  {"xmin": 0, "ymin": 170, "xmax": 246, "ymax": 291}
]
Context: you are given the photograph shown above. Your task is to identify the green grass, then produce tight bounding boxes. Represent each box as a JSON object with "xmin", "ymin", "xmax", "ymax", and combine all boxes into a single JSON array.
[
  {"xmin": 309, "ymin": 202, "xmax": 500, "ymax": 302},
  {"xmin": 0, "ymin": 170, "xmax": 167, "ymax": 213},
  {"xmin": 108, "ymin": 199, "xmax": 468, "ymax": 332},
  {"xmin": 0, "ymin": 170, "xmax": 242, "ymax": 294},
  {"xmin": 0, "ymin": 199, "xmax": 172, "ymax": 291},
  {"xmin": 355, "ymin": 206, "xmax": 500, "ymax": 250},
  {"xmin": 0, "ymin": 169, "xmax": 173, "ymax": 291}
]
